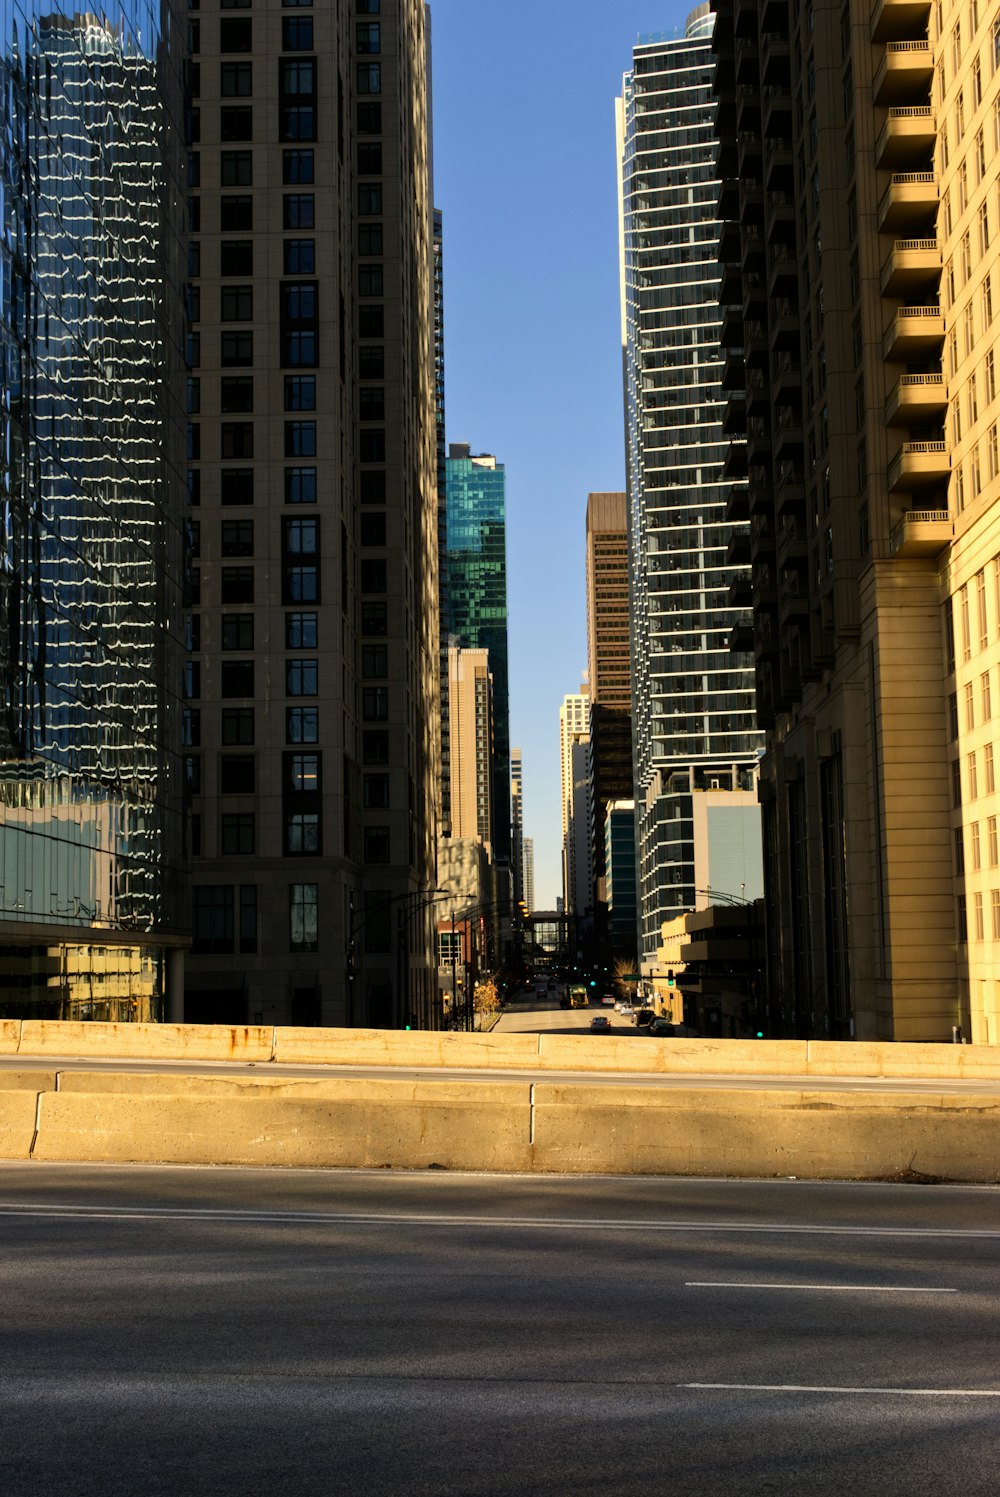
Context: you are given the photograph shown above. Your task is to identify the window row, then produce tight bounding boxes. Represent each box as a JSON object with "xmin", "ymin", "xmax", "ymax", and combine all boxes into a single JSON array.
[
  {"xmin": 188, "ymin": 421, "xmax": 318, "ymax": 460},
  {"xmin": 187, "ymin": 194, "xmax": 316, "ymax": 234}
]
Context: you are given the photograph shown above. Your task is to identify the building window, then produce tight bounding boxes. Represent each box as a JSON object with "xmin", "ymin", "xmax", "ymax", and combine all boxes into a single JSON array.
[
  {"xmin": 357, "ymin": 23, "xmax": 381, "ymax": 53},
  {"xmin": 193, "ymin": 886, "xmax": 234, "ymax": 954},
  {"xmin": 222, "ymin": 707, "xmax": 255, "ymax": 745},
  {"xmin": 221, "ymin": 150, "xmax": 252, "ymax": 186},
  {"xmin": 972, "ymin": 821, "xmax": 982, "ymax": 869},
  {"xmin": 182, "ymin": 708, "xmax": 201, "ymax": 747},
  {"xmin": 358, "ymin": 183, "xmax": 382, "ymax": 214},
  {"xmin": 282, "ymin": 17, "xmax": 313, "ymax": 48},
  {"xmin": 364, "ymin": 773, "xmax": 390, "ymax": 808},
  {"xmin": 357, "ymin": 64, "xmax": 381, "ymax": 94},
  {"xmin": 284, "ymin": 375, "xmax": 316, "ymax": 410},
  {"xmin": 184, "ymin": 661, "xmax": 201, "ymax": 698},
  {"xmin": 221, "ymin": 62, "xmax": 252, "ymax": 96},
  {"xmin": 363, "ymin": 730, "xmax": 389, "ymax": 764},
  {"xmin": 285, "ymin": 466, "xmax": 317, "ymax": 503},
  {"xmin": 221, "ymin": 285, "xmax": 253, "ymax": 321},
  {"xmin": 992, "ymin": 888, "xmax": 1000, "ymax": 940},
  {"xmin": 362, "ymin": 644, "xmax": 388, "ymax": 678},
  {"xmin": 286, "ymin": 612, "xmax": 318, "ymax": 648},
  {"xmin": 363, "ymin": 826, "xmax": 390, "ymax": 864},
  {"xmin": 222, "ymin": 813, "xmax": 255, "ymax": 854},
  {"xmin": 362, "ymin": 686, "xmax": 388, "ymax": 720},
  {"xmin": 221, "ymin": 331, "xmax": 253, "ymax": 366},
  {"xmin": 220, "ymin": 240, "xmax": 253, "ymax": 276},
  {"xmin": 220, "ymin": 755, "xmax": 255, "ymax": 794},
  {"xmin": 220, "ymin": 18, "xmax": 252, "ymax": 50},
  {"xmin": 287, "ymin": 707, "xmax": 318, "ymax": 743},
  {"xmin": 975, "ymin": 891, "xmax": 985, "ymax": 941},
  {"xmin": 221, "ymin": 660, "xmax": 255, "ymax": 697},
  {"xmin": 359, "ymin": 511, "xmax": 386, "ymax": 546},
  {"xmin": 360, "ymin": 559, "xmax": 387, "ymax": 593},
  {"xmin": 284, "ymin": 239, "xmax": 315, "ymax": 274},
  {"xmin": 220, "ymin": 108, "xmax": 253, "ymax": 142},
  {"xmin": 283, "ymin": 149, "xmax": 314, "ymax": 183},
  {"xmin": 221, "ymin": 377, "xmax": 253, "ymax": 414},
  {"xmin": 286, "ymin": 813, "xmax": 320, "ymax": 854},
  {"xmin": 357, "ymin": 143, "xmax": 383, "ymax": 175},
  {"xmin": 221, "ymin": 469, "xmax": 254, "ymax": 506},
  {"xmin": 283, "ymin": 194, "xmax": 315, "ymax": 228},
  {"xmin": 359, "ymin": 264, "xmax": 384, "ymax": 297},
  {"xmin": 220, "ymin": 194, "xmax": 253, "ymax": 229},
  {"xmin": 290, "ymin": 884, "xmax": 319, "ymax": 951},
  {"xmin": 286, "ymin": 659, "xmax": 318, "ymax": 696},
  {"xmin": 221, "ymin": 425, "xmax": 253, "ymax": 461},
  {"xmin": 361, "ymin": 601, "xmax": 387, "ymax": 635},
  {"xmin": 987, "ymin": 743, "xmax": 996, "ymax": 795},
  {"xmin": 221, "ymin": 567, "xmax": 254, "ymax": 605}
]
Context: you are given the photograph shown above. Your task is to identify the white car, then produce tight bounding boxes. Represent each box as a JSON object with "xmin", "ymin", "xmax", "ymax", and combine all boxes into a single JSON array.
[{"xmin": 616, "ymin": 1002, "xmax": 634, "ymax": 1017}]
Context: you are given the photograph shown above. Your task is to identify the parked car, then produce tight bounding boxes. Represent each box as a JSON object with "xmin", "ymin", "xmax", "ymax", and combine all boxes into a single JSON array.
[
  {"xmin": 633, "ymin": 1008, "xmax": 656, "ymax": 1027},
  {"xmin": 589, "ymin": 1014, "xmax": 612, "ymax": 1032}
]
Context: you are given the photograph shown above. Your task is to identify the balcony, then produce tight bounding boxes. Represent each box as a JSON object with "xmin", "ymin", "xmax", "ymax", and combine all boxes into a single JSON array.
[
  {"xmin": 883, "ymin": 303, "xmax": 945, "ymax": 360},
  {"xmin": 721, "ymin": 346, "xmax": 746, "ymax": 390},
  {"xmin": 880, "ymin": 238, "xmax": 941, "ymax": 296},
  {"xmin": 761, "ymin": 32, "xmax": 790, "ymax": 85},
  {"xmin": 764, "ymin": 139, "xmax": 794, "ymax": 191},
  {"xmin": 877, "ymin": 172, "xmax": 939, "ymax": 233},
  {"xmin": 762, "ymin": 84, "xmax": 791, "ymax": 138},
  {"xmin": 889, "ymin": 508, "xmax": 953, "ymax": 556},
  {"xmin": 729, "ymin": 620, "xmax": 755, "ymax": 654},
  {"xmin": 871, "ymin": 0, "xmax": 932, "ymax": 42},
  {"xmin": 721, "ymin": 302, "xmax": 744, "ymax": 345},
  {"xmin": 885, "ymin": 372, "xmax": 947, "ymax": 425},
  {"xmin": 725, "ymin": 483, "xmax": 750, "ymax": 524},
  {"xmin": 752, "ymin": 566, "xmax": 778, "ymax": 608},
  {"xmin": 874, "ymin": 41, "xmax": 934, "ymax": 104},
  {"xmin": 722, "ymin": 390, "xmax": 748, "ymax": 436},
  {"xmin": 729, "ymin": 574, "xmax": 753, "ymax": 607},
  {"xmin": 876, "ymin": 107, "xmax": 936, "ymax": 169},
  {"xmin": 768, "ymin": 246, "xmax": 797, "ymax": 299},
  {"xmin": 726, "ymin": 526, "xmax": 752, "ymax": 566},
  {"xmin": 887, "ymin": 440, "xmax": 950, "ymax": 492},
  {"xmin": 771, "ymin": 297, "xmax": 800, "ymax": 350},
  {"xmin": 747, "ymin": 367, "xmax": 769, "ymax": 415}
]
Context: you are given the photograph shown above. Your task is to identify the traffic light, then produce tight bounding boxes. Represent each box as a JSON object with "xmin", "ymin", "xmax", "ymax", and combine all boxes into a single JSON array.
[{"xmin": 667, "ymin": 970, "xmax": 675, "ymax": 988}]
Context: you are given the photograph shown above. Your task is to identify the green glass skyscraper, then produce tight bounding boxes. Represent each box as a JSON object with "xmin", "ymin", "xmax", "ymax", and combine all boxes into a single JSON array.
[{"xmin": 446, "ymin": 444, "xmax": 510, "ymax": 862}]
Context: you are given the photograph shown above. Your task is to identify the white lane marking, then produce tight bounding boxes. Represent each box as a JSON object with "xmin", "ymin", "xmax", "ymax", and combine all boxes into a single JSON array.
[
  {"xmin": 0, "ymin": 1203, "xmax": 999, "ymax": 1237},
  {"xmin": 685, "ymin": 1282, "xmax": 957, "ymax": 1292},
  {"xmin": 682, "ymin": 1383, "xmax": 1000, "ymax": 1397}
]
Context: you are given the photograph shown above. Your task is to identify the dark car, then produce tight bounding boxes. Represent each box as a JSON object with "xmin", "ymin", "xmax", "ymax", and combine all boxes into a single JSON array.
[
  {"xmin": 589, "ymin": 1014, "xmax": 612, "ymax": 1032},
  {"xmin": 648, "ymin": 1019, "xmax": 676, "ymax": 1037},
  {"xmin": 634, "ymin": 1008, "xmax": 656, "ymax": 1027}
]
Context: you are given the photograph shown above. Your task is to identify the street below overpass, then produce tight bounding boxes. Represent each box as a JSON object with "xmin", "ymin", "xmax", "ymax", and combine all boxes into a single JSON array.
[{"xmin": 2, "ymin": 1164, "xmax": 999, "ymax": 1494}]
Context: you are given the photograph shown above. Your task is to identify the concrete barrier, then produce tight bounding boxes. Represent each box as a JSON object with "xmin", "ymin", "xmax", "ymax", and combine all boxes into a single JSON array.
[
  {"xmin": 536, "ymin": 1034, "xmax": 811, "ymax": 1075},
  {"xmin": 530, "ymin": 1082, "xmax": 1000, "ymax": 1181},
  {"xmin": 0, "ymin": 1071, "xmax": 56, "ymax": 1091},
  {"xmin": 804, "ymin": 1039, "xmax": 1000, "ymax": 1081},
  {"xmin": 272, "ymin": 1025, "xmax": 542, "ymax": 1070},
  {"xmin": 0, "ymin": 1088, "xmax": 42, "ymax": 1158},
  {"xmin": 0, "ymin": 1021, "xmax": 21, "ymax": 1056},
  {"xmin": 18, "ymin": 1020, "xmax": 274, "ymax": 1064},
  {"xmin": 32, "ymin": 1076, "xmax": 533, "ymax": 1171}
]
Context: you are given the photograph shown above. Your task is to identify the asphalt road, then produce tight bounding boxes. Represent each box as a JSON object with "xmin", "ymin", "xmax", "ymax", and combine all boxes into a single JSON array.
[{"xmin": 2, "ymin": 1165, "xmax": 999, "ymax": 1495}]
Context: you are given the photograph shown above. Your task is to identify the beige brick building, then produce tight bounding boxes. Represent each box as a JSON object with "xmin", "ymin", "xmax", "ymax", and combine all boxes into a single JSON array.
[{"xmin": 712, "ymin": 0, "xmax": 1000, "ymax": 1041}]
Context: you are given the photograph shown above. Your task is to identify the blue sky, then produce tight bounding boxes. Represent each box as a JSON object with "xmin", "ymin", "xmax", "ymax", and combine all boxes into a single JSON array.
[{"xmin": 430, "ymin": 0, "xmax": 693, "ymax": 907}]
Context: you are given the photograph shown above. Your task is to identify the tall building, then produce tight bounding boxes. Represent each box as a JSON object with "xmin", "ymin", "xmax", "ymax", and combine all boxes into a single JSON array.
[
  {"xmin": 560, "ymin": 691, "xmax": 592, "ymax": 917},
  {"xmin": 523, "ymin": 836, "xmax": 535, "ymax": 913},
  {"xmin": 604, "ymin": 800, "xmax": 638, "ymax": 948},
  {"xmin": 510, "ymin": 748, "xmax": 524, "ymax": 904},
  {"xmin": 710, "ymin": 0, "xmax": 1000, "ymax": 1041},
  {"xmin": 618, "ymin": 8, "xmax": 764, "ymax": 968},
  {"xmin": 446, "ymin": 443, "xmax": 511, "ymax": 862},
  {"xmin": 0, "ymin": 3, "xmax": 188, "ymax": 1017},
  {"xmin": 183, "ymin": 0, "xmax": 441, "ymax": 1030},
  {"xmin": 585, "ymin": 491, "xmax": 635, "ymax": 922},
  {"xmin": 447, "ymin": 646, "xmax": 494, "ymax": 851}
]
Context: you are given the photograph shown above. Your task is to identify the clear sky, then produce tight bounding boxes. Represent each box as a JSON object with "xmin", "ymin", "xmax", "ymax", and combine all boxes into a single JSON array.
[{"xmin": 430, "ymin": 0, "xmax": 694, "ymax": 908}]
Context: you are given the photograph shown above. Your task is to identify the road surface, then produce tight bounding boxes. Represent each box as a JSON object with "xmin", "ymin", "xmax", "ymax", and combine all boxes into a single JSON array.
[{"xmin": 1, "ymin": 1164, "xmax": 998, "ymax": 1494}]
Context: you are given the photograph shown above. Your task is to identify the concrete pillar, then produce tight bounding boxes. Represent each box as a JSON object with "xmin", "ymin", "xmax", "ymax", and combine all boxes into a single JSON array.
[{"xmin": 165, "ymin": 947, "xmax": 185, "ymax": 1024}]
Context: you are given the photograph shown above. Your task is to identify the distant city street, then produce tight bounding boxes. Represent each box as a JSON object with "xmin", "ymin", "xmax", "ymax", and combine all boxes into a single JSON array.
[{"xmin": 1, "ymin": 1165, "xmax": 999, "ymax": 1495}]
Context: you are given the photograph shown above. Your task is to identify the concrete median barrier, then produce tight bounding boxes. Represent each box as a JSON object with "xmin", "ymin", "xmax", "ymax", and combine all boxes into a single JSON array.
[
  {"xmin": 535, "ymin": 1034, "xmax": 811, "ymax": 1075},
  {"xmin": 272, "ymin": 1025, "xmax": 542, "ymax": 1070},
  {"xmin": 0, "ymin": 1021, "xmax": 21, "ymax": 1055},
  {"xmin": 804, "ymin": 1039, "xmax": 1000, "ymax": 1081},
  {"xmin": 0, "ymin": 1087, "xmax": 43, "ymax": 1158},
  {"xmin": 17, "ymin": 1020, "xmax": 274, "ymax": 1064},
  {"xmin": 31, "ymin": 1076, "xmax": 533, "ymax": 1171},
  {"xmin": 530, "ymin": 1082, "xmax": 1000, "ymax": 1181}
]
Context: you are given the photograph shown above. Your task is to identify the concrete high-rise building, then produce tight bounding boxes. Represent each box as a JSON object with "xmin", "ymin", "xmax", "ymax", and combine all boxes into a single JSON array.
[
  {"xmin": 447, "ymin": 646, "xmax": 494, "ymax": 852},
  {"xmin": 585, "ymin": 491, "xmax": 635, "ymax": 922},
  {"xmin": 560, "ymin": 692, "xmax": 592, "ymax": 918},
  {"xmin": 523, "ymin": 837, "xmax": 535, "ymax": 913},
  {"xmin": 184, "ymin": 0, "xmax": 441, "ymax": 1030},
  {"xmin": 446, "ymin": 444, "xmax": 511, "ymax": 863},
  {"xmin": 710, "ymin": 0, "xmax": 1000, "ymax": 1042},
  {"xmin": 0, "ymin": 3, "xmax": 188, "ymax": 1017},
  {"xmin": 511, "ymin": 748, "xmax": 524, "ymax": 905},
  {"xmin": 618, "ymin": 9, "xmax": 764, "ymax": 968},
  {"xmin": 604, "ymin": 800, "xmax": 638, "ymax": 948}
]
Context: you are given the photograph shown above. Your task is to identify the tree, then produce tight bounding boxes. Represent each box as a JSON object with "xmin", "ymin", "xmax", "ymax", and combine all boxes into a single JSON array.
[
  {"xmin": 473, "ymin": 978, "xmax": 500, "ymax": 1016},
  {"xmin": 612, "ymin": 957, "xmax": 639, "ymax": 1000}
]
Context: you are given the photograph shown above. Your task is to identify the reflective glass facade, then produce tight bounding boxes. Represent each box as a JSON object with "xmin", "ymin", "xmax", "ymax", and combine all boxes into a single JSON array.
[
  {"xmin": 446, "ymin": 446, "xmax": 510, "ymax": 862},
  {"xmin": 619, "ymin": 8, "xmax": 764, "ymax": 958},
  {"xmin": 0, "ymin": 0, "xmax": 187, "ymax": 1015}
]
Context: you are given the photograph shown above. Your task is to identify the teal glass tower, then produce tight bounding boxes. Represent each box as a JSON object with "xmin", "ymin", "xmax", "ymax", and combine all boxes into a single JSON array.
[{"xmin": 445, "ymin": 444, "xmax": 510, "ymax": 862}]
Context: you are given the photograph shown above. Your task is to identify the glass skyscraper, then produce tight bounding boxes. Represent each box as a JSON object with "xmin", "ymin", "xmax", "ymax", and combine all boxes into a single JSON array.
[
  {"xmin": 446, "ymin": 443, "xmax": 510, "ymax": 863},
  {"xmin": 618, "ymin": 6, "xmax": 763, "ymax": 960},
  {"xmin": 0, "ymin": 0, "xmax": 187, "ymax": 1016}
]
